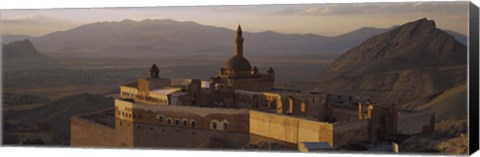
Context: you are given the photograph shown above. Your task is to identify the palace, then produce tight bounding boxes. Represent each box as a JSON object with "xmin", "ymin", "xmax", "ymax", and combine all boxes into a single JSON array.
[{"xmin": 71, "ymin": 25, "xmax": 435, "ymax": 151}]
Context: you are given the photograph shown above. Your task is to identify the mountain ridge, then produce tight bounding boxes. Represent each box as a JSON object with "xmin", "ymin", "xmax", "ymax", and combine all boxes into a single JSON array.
[{"xmin": 7, "ymin": 19, "xmax": 464, "ymax": 57}]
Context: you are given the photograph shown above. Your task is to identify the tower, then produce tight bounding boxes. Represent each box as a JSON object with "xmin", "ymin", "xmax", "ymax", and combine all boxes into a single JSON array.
[
  {"xmin": 149, "ymin": 64, "xmax": 159, "ymax": 78},
  {"xmin": 235, "ymin": 25, "xmax": 244, "ymax": 56}
]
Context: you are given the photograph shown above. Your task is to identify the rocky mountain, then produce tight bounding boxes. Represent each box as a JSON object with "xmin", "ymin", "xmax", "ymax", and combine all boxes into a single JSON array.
[
  {"xmin": 1, "ymin": 34, "xmax": 36, "ymax": 44},
  {"xmin": 2, "ymin": 39, "xmax": 54, "ymax": 69},
  {"xmin": 2, "ymin": 39, "xmax": 48, "ymax": 60},
  {"xmin": 314, "ymin": 18, "xmax": 467, "ymax": 121},
  {"xmin": 23, "ymin": 19, "xmax": 465, "ymax": 58}
]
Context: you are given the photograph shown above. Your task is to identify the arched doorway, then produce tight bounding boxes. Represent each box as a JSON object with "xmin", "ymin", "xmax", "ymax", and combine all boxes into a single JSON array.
[{"xmin": 371, "ymin": 108, "xmax": 393, "ymax": 144}]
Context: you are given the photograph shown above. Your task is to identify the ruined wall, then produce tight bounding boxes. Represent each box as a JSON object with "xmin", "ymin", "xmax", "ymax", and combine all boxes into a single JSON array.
[
  {"xmin": 396, "ymin": 111, "xmax": 434, "ymax": 135},
  {"xmin": 249, "ymin": 110, "xmax": 334, "ymax": 146},
  {"xmin": 332, "ymin": 120, "xmax": 369, "ymax": 147},
  {"xmin": 70, "ymin": 117, "xmax": 117, "ymax": 147}
]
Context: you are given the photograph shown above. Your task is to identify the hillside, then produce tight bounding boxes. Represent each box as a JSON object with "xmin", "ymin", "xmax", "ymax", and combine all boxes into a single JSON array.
[
  {"xmin": 3, "ymin": 93, "xmax": 114, "ymax": 140},
  {"xmin": 314, "ymin": 18, "xmax": 467, "ymax": 121}
]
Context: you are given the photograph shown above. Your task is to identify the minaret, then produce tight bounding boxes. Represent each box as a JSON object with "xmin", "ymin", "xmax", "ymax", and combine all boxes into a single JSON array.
[
  {"xmin": 149, "ymin": 64, "xmax": 159, "ymax": 78},
  {"xmin": 235, "ymin": 24, "xmax": 244, "ymax": 56}
]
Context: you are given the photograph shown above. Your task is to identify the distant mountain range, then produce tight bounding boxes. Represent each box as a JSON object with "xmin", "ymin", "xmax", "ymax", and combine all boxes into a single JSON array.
[
  {"xmin": 315, "ymin": 18, "xmax": 467, "ymax": 122},
  {"xmin": 2, "ymin": 19, "xmax": 467, "ymax": 58}
]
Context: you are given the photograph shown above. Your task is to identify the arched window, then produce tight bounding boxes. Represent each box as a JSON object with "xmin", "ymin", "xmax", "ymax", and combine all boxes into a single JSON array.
[
  {"xmin": 175, "ymin": 119, "xmax": 180, "ymax": 126},
  {"xmin": 183, "ymin": 119, "xmax": 188, "ymax": 127},
  {"xmin": 212, "ymin": 122, "xmax": 217, "ymax": 129},
  {"xmin": 210, "ymin": 120, "xmax": 220, "ymax": 130},
  {"xmin": 167, "ymin": 118, "xmax": 172, "ymax": 125},
  {"xmin": 191, "ymin": 121, "xmax": 196, "ymax": 128},
  {"xmin": 223, "ymin": 123, "xmax": 228, "ymax": 130},
  {"xmin": 222, "ymin": 120, "xmax": 229, "ymax": 131},
  {"xmin": 156, "ymin": 114, "xmax": 164, "ymax": 122}
]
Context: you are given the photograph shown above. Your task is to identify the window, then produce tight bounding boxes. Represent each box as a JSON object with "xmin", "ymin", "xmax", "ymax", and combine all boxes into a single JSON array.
[
  {"xmin": 119, "ymin": 120, "xmax": 122, "ymax": 126},
  {"xmin": 223, "ymin": 123, "xmax": 228, "ymax": 130},
  {"xmin": 175, "ymin": 119, "xmax": 180, "ymax": 126},
  {"xmin": 157, "ymin": 115, "xmax": 164, "ymax": 122},
  {"xmin": 191, "ymin": 121, "xmax": 196, "ymax": 128},
  {"xmin": 183, "ymin": 120, "xmax": 188, "ymax": 127},
  {"xmin": 167, "ymin": 119, "xmax": 172, "ymax": 125},
  {"xmin": 212, "ymin": 122, "xmax": 217, "ymax": 129}
]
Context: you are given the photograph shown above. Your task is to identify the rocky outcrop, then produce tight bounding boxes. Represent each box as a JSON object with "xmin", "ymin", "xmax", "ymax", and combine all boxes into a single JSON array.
[{"xmin": 315, "ymin": 18, "xmax": 467, "ymax": 119}]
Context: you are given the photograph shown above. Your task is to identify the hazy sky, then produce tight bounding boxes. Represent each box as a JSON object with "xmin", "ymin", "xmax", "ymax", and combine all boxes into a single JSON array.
[{"xmin": 0, "ymin": 1, "xmax": 469, "ymax": 36}]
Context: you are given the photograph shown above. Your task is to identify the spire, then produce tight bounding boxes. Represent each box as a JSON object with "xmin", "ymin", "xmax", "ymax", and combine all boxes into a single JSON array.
[
  {"xmin": 149, "ymin": 64, "xmax": 159, "ymax": 78},
  {"xmin": 235, "ymin": 24, "xmax": 244, "ymax": 56},
  {"xmin": 237, "ymin": 24, "xmax": 242, "ymax": 37}
]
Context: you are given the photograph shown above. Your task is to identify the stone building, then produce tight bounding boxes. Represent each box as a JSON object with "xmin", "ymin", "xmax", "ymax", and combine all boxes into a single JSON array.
[
  {"xmin": 213, "ymin": 25, "xmax": 275, "ymax": 92},
  {"xmin": 71, "ymin": 25, "xmax": 435, "ymax": 150}
]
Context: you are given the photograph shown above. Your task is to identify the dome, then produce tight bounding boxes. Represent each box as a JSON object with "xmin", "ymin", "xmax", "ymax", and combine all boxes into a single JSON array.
[{"xmin": 224, "ymin": 55, "xmax": 251, "ymax": 72}]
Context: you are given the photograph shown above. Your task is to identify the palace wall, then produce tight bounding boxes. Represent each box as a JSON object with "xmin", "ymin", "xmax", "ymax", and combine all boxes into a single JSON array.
[
  {"xmin": 332, "ymin": 120, "xmax": 369, "ymax": 147},
  {"xmin": 112, "ymin": 99, "xmax": 251, "ymax": 148},
  {"xmin": 249, "ymin": 110, "xmax": 334, "ymax": 146},
  {"xmin": 70, "ymin": 116, "xmax": 117, "ymax": 147},
  {"xmin": 331, "ymin": 107, "xmax": 359, "ymax": 122},
  {"xmin": 396, "ymin": 111, "xmax": 435, "ymax": 135},
  {"xmin": 229, "ymin": 76, "xmax": 274, "ymax": 91},
  {"xmin": 130, "ymin": 122, "xmax": 249, "ymax": 148}
]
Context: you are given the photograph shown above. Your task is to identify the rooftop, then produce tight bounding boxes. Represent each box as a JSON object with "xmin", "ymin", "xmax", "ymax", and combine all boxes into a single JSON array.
[{"xmin": 150, "ymin": 87, "xmax": 182, "ymax": 95}]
